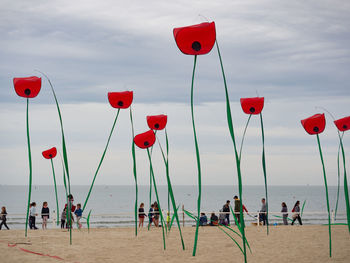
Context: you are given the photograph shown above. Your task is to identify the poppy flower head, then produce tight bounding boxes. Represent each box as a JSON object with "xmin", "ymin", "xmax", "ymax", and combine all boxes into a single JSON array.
[
  {"xmin": 173, "ymin": 22, "xmax": 216, "ymax": 55},
  {"xmin": 134, "ymin": 130, "xmax": 156, "ymax": 149},
  {"xmin": 334, "ymin": 116, "xmax": 350, "ymax": 132},
  {"xmin": 42, "ymin": 147, "xmax": 57, "ymax": 159},
  {"xmin": 108, "ymin": 91, "xmax": 133, "ymax": 109},
  {"xmin": 13, "ymin": 76, "xmax": 41, "ymax": 98},
  {"xmin": 240, "ymin": 97, "xmax": 264, "ymax": 115},
  {"xmin": 301, "ymin": 113, "xmax": 326, "ymax": 135},
  {"xmin": 147, "ymin": 115, "xmax": 168, "ymax": 130}
]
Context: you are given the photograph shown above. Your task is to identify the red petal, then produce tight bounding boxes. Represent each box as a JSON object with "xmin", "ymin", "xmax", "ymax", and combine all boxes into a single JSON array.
[
  {"xmin": 13, "ymin": 76, "xmax": 41, "ymax": 98},
  {"xmin": 134, "ymin": 130, "xmax": 156, "ymax": 149},
  {"xmin": 108, "ymin": 91, "xmax": 133, "ymax": 109},
  {"xmin": 42, "ymin": 147, "xmax": 57, "ymax": 159},
  {"xmin": 301, "ymin": 113, "xmax": 326, "ymax": 135},
  {"xmin": 173, "ymin": 22, "xmax": 216, "ymax": 55},
  {"xmin": 147, "ymin": 115, "xmax": 168, "ymax": 130},
  {"xmin": 334, "ymin": 116, "xmax": 350, "ymax": 132},
  {"xmin": 240, "ymin": 97, "xmax": 264, "ymax": 115}
]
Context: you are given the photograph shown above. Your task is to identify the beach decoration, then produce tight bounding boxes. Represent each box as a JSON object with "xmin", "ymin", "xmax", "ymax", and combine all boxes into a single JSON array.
[
  {"xmin": 173, "ymin": 21, "xmax": 215, "ymax": 257},
  {"xmin": 215, "ymin": 31, "xmax": 248, "ymax": 262},
  {"xmin": 333, "ymin": 116, "xmax": 350, "ymax": 232},
  {"xmin": 82, "ymin": 91, "xmax": 133, "ymax": 211},
  {"xmin": 240, "ymin": 97, "xmax": 269, "ymax": 235},
  {"xmin": 134, "ymin": 130, "xmax": 166, "ymax": 250},
  {"xmin": 147, "ymin": 114, "xmax": 185, "ymax": 249},
  {"xmin": 42, "ymin": 147, "xmax": 59, "ymax": 226},
  {"xmin": 301, "ymin": 113, "xmax": 332, "ymax": 257},
  {"xmin": 13, "ymin": 76, "xmax": 41, "ymax": 237}
]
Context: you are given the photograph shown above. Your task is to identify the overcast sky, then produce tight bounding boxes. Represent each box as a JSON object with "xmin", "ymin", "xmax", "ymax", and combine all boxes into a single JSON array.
[{"xmin": 0, "ymin": 0, "xmax": 349, "ymax": 186}]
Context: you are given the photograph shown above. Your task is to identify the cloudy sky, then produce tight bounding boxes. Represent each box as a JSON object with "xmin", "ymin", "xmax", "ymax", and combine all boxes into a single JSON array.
[{"xmin": 0, "ymin": 0, "xmax": 349, "ymax": 186}]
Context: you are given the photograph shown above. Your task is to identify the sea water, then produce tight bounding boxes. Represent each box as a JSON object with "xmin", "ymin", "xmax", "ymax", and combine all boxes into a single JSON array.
[{"xmin": 0, "ymin": 185, "xmax": 347, "ymax": 229}]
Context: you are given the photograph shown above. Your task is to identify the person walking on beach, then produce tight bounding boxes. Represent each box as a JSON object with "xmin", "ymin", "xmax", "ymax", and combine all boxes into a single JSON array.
[
  {"xmin": 41, "ymin": 201, "xmax": 50, "ymax": 230},
  {"xmin": 0, "ymin": 206, "xmax": 10, "ymax": 230},
  {"xmin": 61, "ymin": 208, "xmax": 66, "ymax": 229},
  {"xmin": 259, "ymin": 198, "xmax": 268, "ymax": 225},
  {"xmin": 148, "ymin": 204, "xmax": 154, "ymax": 227},
  {"xmin": 153, "ymin": 202, "xmax": 159, "ymax": 227},
  {"xmin": 138, "ymin": 203, "xmax": 146, "ymax": 228},
  {"xmin": 223, "ymin": 200, "xmax": 230, "ymax": 225},
  {"xmin": 233, "ymin": 196, "xmax": 240, "ymax": 224},
  {"xmin": 74, "ymin": 203, "xmax": 83, "ymax": 229},
  {"xmin": 281, "ymin": 202, "xmax": 288, "ymax": 225},
  {"xmin": 291, "ymin": 201, "xmax": 303, "ymax": 225},
  {"xmin": 29, "ymin": 202, "xmax": 38, "ymax": 230}
]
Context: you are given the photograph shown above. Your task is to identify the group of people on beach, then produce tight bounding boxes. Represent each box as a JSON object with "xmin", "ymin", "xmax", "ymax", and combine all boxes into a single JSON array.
[{"xmin": 137, "ymin": 202, "xmax": 161, "ymax": 228}]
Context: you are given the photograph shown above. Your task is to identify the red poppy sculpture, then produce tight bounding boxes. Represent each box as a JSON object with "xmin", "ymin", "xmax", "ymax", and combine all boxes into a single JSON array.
[
  {"xmin": 240, "ymin": 97, "xmax": 269, "ymax": 236},
  {"xmin": 13, "ymin": 76, "xmax": 41, "ymax": 237},
  {"xmin": 134, "ymin": 130, "xmax": 166, "ymax": 249},
  {"xmin": 333, "ymin": 116, "xmax": 350, "ymax": 233},
  {"xmin": 301, "ymin": 113, "xmax": 332, "ymax": 257},
  {"xmin": 146, "ymin": 115, "xmax": 185, "ymax": 249},
  {"xmin": 42, "ymin": 147, "xmax": 60, "ymax": 225},
  {"xmin": 83, "ymin": 91, "xmax": 133, "ymax": 214}
]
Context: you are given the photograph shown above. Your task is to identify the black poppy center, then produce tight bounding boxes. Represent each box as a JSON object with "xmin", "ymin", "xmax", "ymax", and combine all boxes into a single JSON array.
[
  {"xmin": 154, "ymin": 123, "xmax": 160, "ymax": 129},
  {"xmin": 343, "ymin": 125, "xmax": 348, "ymax": 129},
  {"xmin": 118, "ymin": 101, "xmax": 124, "ymax": 107},
  {"xmin": 192, "ymin": 41, "xmax": 201, "ymax": 51},
  {"xmin": 49, "ymin": 154, "xmax": 52, "ymax": 158},
  {"xmin": 313, "ymin": 126, "xmax": 319, "ymax": 132},
  {"xmin": 24, "ymin": 89, "xmax": 31, "ymax": 96},
  {"xmin": 249, "ymin": 107, "xmax": 255, "ymax": 113},
  {"xmin": 144, "ymin": 141, "xmax": 149, "ymax": 147}
]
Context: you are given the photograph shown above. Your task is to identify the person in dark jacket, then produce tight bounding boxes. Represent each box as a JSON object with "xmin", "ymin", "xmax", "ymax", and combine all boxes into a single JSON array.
[
  {"xmin": 41, "ymin": 202, "xmax": 50, "ymax": 230},
  {"xmin": 0, "ymin": 206, "xmax": 10, "ymax": 230},
  {"xmin": 281, "ymin": 202, "xmax": 288, "ymax": 225},
  {"xmin": 199, "ymin": 213, "xmax": 207, "ymax": 226},
  {"xmin": 209, "ymin": 212, "xmax": 218, "ymax": 226},
  {"xmin": 223, "ymin": 200, "xmax": 231, "ymax": 225},
  {"xmin": 291, "ymin": 201, "xmax": 302, "ymax": 225},
  {"xmin": 233, "ymin": 196, "xmax": 240, "ymax": 224}
]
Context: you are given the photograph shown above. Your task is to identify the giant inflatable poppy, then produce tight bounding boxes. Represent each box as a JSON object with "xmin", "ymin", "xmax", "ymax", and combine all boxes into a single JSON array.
[
  {"xmin": 240, "ymin": 97, "xmax": 264, "ymax": 115},
  {"xmin": 334, "ymin": 116, "xmax": 350, "ymax": 233},
  {"xmin": 134, "ymin": 129, "xmax": 166, "ymax": 249},
  {"xmin": 108, "ymin": 91, "xmax": 133, "ymax": 109},
  {"xmin": 173, "ymin": 22, "xmax": 216, "ymax": 55},
  {"xmin": 13, "ymin": 76, "xmax": 41, "ymax": 238},
  {"xmin": 147, "ymin": 115, "xmax": 168, "ymax": 130},
  {"xmin": 13, "ymin": 76, "xmax": 41, "ymax": 98},
  {"xmin": 301, "ymin": 113, "xmax": 332, "ymax": 257},
  {"xmin": 301, "ymin": 113, "xmax": 326, "ymax": 135},
  {"xmin": 42, "ymin": 147, "xmax": 59, "ymax": 225}
]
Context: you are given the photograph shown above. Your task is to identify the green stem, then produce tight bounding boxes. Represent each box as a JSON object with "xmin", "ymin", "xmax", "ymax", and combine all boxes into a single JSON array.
[
  {"xmin": 24, "ymin": 98, "xmax": 32, "ymax": 237},
  {"xmin": 337, "ymin": 131, "xmax": 350, "ymax": 233},
  {"xmin": 190, "ymin": 55, "xmax": 202, "ymax": 257},
  {"xmin": 316, "ymin": 134, "xmax": 332, "ymax": 257},
  {"xmin": 130, "ymin": 107, "xmax": 138, "ymax": 236},
  {"xmin": 239, "ymin": 115, "xmax": 252, "ymax": 161},
  {"xmin": 334, "ymin": 138, "xmax": 341, "ymax": 220},
  {"xmin": 146, "ymin": 148, "xmax": 166, "ymax": 250},
  {"xmin": 216, "ymin": 40, "xmax": 247, "ymax": 263},
  {"xmin": 83, "ymin": 109, "xmax": 120, "ymax": 211},
  {"xmin": 156, "ymin": 131, "xmax": 185, "ymax": 250},
  {"xmin": 260, "ymin": 113, "xmax": 269, "ymax": 234},
  {"xmin": 50, "ymin": 159, "xmax": 60, "ymax": 226},
  {"xmin": 147, "ymin": 130, "xmax": 157, "ymax": 230}
]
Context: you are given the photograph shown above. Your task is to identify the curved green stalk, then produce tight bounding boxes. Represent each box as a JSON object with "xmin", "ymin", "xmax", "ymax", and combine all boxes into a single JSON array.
[
  {"xmin": 156, "ymin": 131, "xmax": 185, "ymax": 250},
  {"xmin": 189, "ymin": 55, "xmax": 202, "ymax": 257},
  {"xmin": 337, "ymin": 131, "xmax": 350, "ymax": 232},
  {"xmin": 146, "ymin": 148, "xmax": 166, "ymax": 250},
  {"xmin": 216, "ymin": 40, "xmax": 247, "ymax": 263},
  {"xmin": 260, "ymin": 113, "xmax": 269, "ymax": 234},
  {"xmin": 148, "ymin": 131, "xmax": 157, "ymax": 231},
  {"xmin": 24, "ymin": 98, "xmax": 32, "ymax": 237},
  {"xmin": 87, "ymin": 210, "xmax": 92, "ymax": 233},
  {"xmin": 301, "ymin": 200, "xmax": 306, "ymax": 217},
  {"xmin": 334, "ymin": 140, "xmax": 341, "ymax": 220},
  {"xmin": 50, "ymin": 159, "xmax": 59, "ymax": 225},
  {"xmin": 316, "ymin": 134, "xmax": 332, "ymax": 257},
  {"xmin": 239, "ymin": 115, "xmax": 252, "ymax": 161},
  {"xmin": 218, "ymin": 226, "xmax": 244, "ymax": 255},
  {"xmin": 83, "ymin": 109, "xmax": 120, "ymax": 211},
  {"xmin": 130, "ymin": 107, "xmax": 138, "ymax": 236},
  {"xmin": 219, "ymin": 223, "xmax": 252, "ymax": 253}
]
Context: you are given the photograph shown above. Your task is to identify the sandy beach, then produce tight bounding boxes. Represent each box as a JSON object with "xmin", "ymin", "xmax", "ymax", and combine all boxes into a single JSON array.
[{"xmin": 0, "ymin": 225, "xmax": 349, "ymax": 263}]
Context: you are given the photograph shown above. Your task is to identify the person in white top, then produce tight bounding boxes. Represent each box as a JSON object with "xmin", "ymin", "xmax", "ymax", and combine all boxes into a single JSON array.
[{"xmin": 29, "ymin": 202, "xmax": 38, "ymax": 230}]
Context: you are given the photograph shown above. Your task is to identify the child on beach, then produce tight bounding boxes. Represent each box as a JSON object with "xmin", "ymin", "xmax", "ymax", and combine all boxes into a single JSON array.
[
  {"xmin": 61, "ymin": 208, "xmax": 67, "ymax": 229},
  {"xmin": 41, "ymin": 202, "xmax": 50, "ymax": 230},
  {"xmin": 148, "ymin": 204, "xmax": 154, "ymax": 227},
  {"xmin": 0, "ymin": 206, "xmax": 10, "ymax": 230},
  {"xmin": 138, "ymin": 203, "xmax": 146, "ymax": 228},
  {"xmin": 281, "ymin": 202, "xmax": 288, "ymax": 225},
  {"xmin": 166, "ymin": 211, "xmax": 170, "ymax": 229},
  {"xmin": 29, "ymin": 202, "xmax": 38, "ymax": 230},
  {"xmin": 74, "ymin": 203, "xmax": 83, "ymax": 229},
  {"xmin": 153, "ymin": 202, "xmax": 159, "ymax": 227}
]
